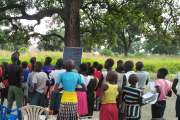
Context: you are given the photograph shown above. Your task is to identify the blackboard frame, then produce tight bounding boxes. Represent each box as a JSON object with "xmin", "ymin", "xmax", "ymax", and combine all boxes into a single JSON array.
[{"xmin": 62, "ymin": 47, "xmax": 83, "ymax": 70}]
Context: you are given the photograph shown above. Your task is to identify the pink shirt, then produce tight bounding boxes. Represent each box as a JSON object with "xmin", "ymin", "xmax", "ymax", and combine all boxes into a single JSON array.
[{"xmin": 155, "ymin": 79, "xmax": 172, "ymax": 101}]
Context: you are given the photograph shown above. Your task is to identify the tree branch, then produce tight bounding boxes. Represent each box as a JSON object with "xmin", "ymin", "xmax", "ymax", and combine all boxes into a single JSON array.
[
  {"xmin": 30, "ymin": 33, "xmax": 64, "ymax": 41},
  {"xmin": 0, "ymin": 8, "xmax": 65, "ymax": 26}
]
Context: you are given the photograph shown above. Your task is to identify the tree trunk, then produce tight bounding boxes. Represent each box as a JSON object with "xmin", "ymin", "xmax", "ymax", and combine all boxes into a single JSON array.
[
  {"xmin": 64, "ymin": 0, "xmax": 82, "ymax": 47},
  {"xmin": 118, "ymin": 47, "xmax": 122, "ymax": 55}
]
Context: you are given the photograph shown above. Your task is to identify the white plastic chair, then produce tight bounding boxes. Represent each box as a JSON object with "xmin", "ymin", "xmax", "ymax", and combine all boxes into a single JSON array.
[{"xmin": 19, "ymin": 105, "xmax": 49, "ymax": 120}]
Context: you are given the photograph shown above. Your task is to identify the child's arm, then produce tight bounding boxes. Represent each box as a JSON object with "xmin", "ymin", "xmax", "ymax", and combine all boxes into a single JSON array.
[
  {"xmin": 155, "ymin": 86, "xmax": 161, "ymax": 107},
  {"xmin": 121, "ymin": 75, "xmax": 126, "ymax": 90},
  {"xmin": 75, "ymin": 83, "xmax": 87, "ymax": 92},
  {"xmin": 30, "ymin": 83, "xmax": 37, "ymax": 98},
  {"xmin": 45, "ymin": 80, "xmax": 51, "ymax": 99},
  {"xmin": 96, "ymin": 74, "xmax": 104, "ymax": 89},
  {"xmin": 138, "ymin": 96, "xmax": 144, "ymax": 106},
  {"xmin": 99, "ymin": 84, "xmax": 108, "ymax": 103},
  {"xmin": 172, "ymin": 79, "xmax": 178, "ymax": 96},
  {"xmin": 53, "ymin": 83, "xmax": 63, "ymax": 94},
  {"xmin": 117, "ymin": 86, "xmax": 122, "ymax": 106}
]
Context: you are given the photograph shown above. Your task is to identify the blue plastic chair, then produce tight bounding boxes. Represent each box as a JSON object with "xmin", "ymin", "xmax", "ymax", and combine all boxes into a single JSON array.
[{"xmin": 0, "ymin": 104, "xmax": 20, "ymax": 120}]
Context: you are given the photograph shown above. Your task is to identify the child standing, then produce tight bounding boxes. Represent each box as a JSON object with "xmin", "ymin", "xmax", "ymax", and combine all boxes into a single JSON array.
[
  {"xmin": 99, "ymin": 71, "xmax": 122, "ymax": 120},
  {"xmin": 21, "ymin": 62, "xmax": 31, "ymax": 106},
  {"xmin": 76, "ymin": 63, "xmax": 90, "ymax": 116},
  {"xmin": 27, "ymin": 57, "xmax": 36, "ymax": 72},
  {"xmin": 120, "ymin": 61, "xmax": 136, "ymax": 120},
  {"xmin": 3, "ymin": 53, "xmax": 24, "ymax": 109},
  {"xmin": 42, "ymin": 57, "xmax": 55, "ymax": 107},
  {"xmin": 151, "ymin": 68, "xmax": 172, "ymax": 119},
  {"xmin": 94, "ymin": 64, "xmax": 103, "ymax": 111},
  {"xmin": 136, "ymin": 62, "xmax": 150, "ymax": 94},
  {"xmin": 0, "ymin": 62, "xmax": 9, "ymax": 105},
  {"xmin": 122, "ymin": 74, "xmax": 143, "ymax": 120},
  {"xmin": 49, "ymin": 59, "xmax": 66, "ymax": 115},
  {"xmin": 53, "ymin": 59, "xmax": 87, "ymax": 120},
  {"xmin": 172, "ymin": 70, "xmax": 180, "ymax": 120},
  {"xmin": 30, "ymin": 62, "xmax": 51, "ymax": 107},
  {"xmin": 27, "ymin": 62, "xmax": 37, "ymax": 101},
  {"xmin": 86, "ymin": 67, "xmax": 99, "ymax": 116}
]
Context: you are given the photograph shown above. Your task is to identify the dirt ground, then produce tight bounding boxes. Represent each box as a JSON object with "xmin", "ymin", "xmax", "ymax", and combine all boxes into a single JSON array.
[{"xmin": 0, "ymin": 83, "xmax": 177, "ymax": 120}]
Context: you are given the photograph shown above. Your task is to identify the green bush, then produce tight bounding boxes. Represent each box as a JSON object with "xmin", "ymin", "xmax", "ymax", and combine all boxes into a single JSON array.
[
  {"xmin": 114, "ymin": 52, "xmax": 119, "ymax": 57},
  {"xmin": 135, "ymin": 52, "xmax": 148, "ymax": 58},
  {"xmin": 19, "ymin": 47, "xmax": 28, "ymax": 53},
  {"xmin": 99, "ymin": 49, "xmax": 112, "ymax": 56}
]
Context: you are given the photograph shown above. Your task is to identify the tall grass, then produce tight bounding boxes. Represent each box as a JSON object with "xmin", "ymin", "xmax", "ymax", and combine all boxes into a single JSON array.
[{"xmin": 1, "ymin": 50, "xmax": 180, "ymax": 78}]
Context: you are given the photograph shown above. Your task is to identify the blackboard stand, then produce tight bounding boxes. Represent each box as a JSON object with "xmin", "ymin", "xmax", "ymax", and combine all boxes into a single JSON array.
[{"xmin": 63, "ymin": 47, "xmax": 83, "ymax": 70}]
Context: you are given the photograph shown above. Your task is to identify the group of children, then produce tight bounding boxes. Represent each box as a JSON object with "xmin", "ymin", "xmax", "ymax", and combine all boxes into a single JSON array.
[{"xmin": 0, "ymin": 52, "xmax": 180, "ymax": 120}]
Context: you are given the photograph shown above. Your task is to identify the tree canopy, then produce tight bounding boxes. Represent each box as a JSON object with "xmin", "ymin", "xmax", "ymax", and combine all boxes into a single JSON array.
[{"xmin": 0, "ymin": 0, "xmax": 179, "ymax": 49}]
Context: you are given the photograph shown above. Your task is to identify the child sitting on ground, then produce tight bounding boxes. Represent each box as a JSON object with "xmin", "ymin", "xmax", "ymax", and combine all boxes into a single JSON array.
[
  {"xmin": 21, "ymin": 62, "xmax": 31, "ymax": 106},
  {"xmin": 30, "ymin": 62, "xmax": 51, "ymax": 107},
  {"xmin": 86, "ymin": 67, "xmax": 99, "ymax": 116},
  {"xmin": 99, "ymin": 71, "xmax": 122, "ymax": 120},
  {"xmin": 136, "ymin": 62, "xmax": 150, "ymax": 94},
  {"xmin": 151, "ymin": 68, "xmax": 172, "ymax": 119},
  {"xmin": 123, "ymin": 74, "xmax": 143, "ymax": 120}
]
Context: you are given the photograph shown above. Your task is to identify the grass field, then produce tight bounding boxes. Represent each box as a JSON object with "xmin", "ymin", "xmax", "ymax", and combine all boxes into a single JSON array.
[{"xmin": 0, "ymin": 50, "xmax": 179, "ymax": 80}]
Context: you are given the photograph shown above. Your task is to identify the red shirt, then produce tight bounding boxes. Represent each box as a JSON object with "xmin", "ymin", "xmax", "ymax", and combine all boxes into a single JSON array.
[
  {"xmin": 0, "ymin": 68, "xmax": 2, "ymax": 77},
  {"xmin": 27, "ymin": 65, "xmax": 32, "ymax": 72}
]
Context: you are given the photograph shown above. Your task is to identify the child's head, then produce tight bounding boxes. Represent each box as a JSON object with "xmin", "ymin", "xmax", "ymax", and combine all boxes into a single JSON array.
[
  {"xmin": 136, "ymin": 62, "xmax": 144, "ymax": 71},
  {"xmin": 106, "ymin": 71, "xmax": 118, "ymax": 82},
  {"xmin": 56, "ymin": 59, "xmax": 64, "ymax": 69},
  {"xmin": 45, "ymin": 57, "xmax": 52, "ymax": 65},
  {"xmin": 116, "ymin": 63, "xmax": 124, "ymax": 72},
  {"xmin": 1, "ymin": 62, "xmax": 8, "ymax": 70},
  {"xmin": 92, "ymin": 62, "xmax": 99, "ymax": 68},
  {"xmin": 124, "ymin": 61, "xmax": 134, "ymax": 72},
  {"xmin": 34, "ymin": 62, "xmax": 43, "ymax": 72},
  {"xmin": 157, "ymin": 68, "xmax": 168, "ymax": 79},
  {"xmin": 30, "ymin": 57, "xmax": 36, "ymax": 64},
  {"xmin": 86, "ymin": 62, "xmax": 91, "ymax": 67},
  {"xmin": 117, "ymin": 60, "xmax": 123, "ymax": 65},
  {"xmin": 104, "ymin": 59, "xmax": 114, "ymax": 69},
  {"xmin": 11, "ymin": 53, "xmax": 19, "ymax": 62},
  {"xmin": 97, "ymin": 64, "xmax": 103, "ymax": 71},
  {"xmin": 78, "ymin": 63, "xmax": 88, "ymax": 74},
  {"xmin": 129, "ymin": 74, "xmax": 139, "ymax": 85},
  {"xmin": 15, "ymin": 51, "xmax": 20, "ymax": 57},
  {"xmin": 21, "ymin": 62, "xmax": 28, "ymax": 69},
  {"xmin": 86, "ymin": 67, "xmax": 95, "ymax": 76},
  {"xmin": 62, "ymin": 64, "xmax": 65, "ymax": 69},
  {"xmin": 65, "ymin": 59, "xmax": 74, "ymax": 72}
]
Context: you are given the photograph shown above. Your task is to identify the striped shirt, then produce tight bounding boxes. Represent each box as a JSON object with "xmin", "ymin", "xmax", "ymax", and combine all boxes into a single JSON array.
[{"xmin": 123, "ymin": 86, "xmax": 142, "ymax": 119}]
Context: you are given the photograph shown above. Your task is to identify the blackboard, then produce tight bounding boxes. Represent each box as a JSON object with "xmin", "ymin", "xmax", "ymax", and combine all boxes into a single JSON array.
[{"xmin": 63, "ymin": 47, "xmax": 83, "ymax": 70}]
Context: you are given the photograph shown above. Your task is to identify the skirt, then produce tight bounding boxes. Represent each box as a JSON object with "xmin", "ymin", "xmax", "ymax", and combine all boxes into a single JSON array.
[
  {"xmin": 76, "ymin": 91, "xmax": 88, "ymax": 116},
  {"xmin": 100, "ymin": 103, "xmax": 118, "ymax": 120},
  {"xmin": 44, "ymin": 86, "xmax": 54, "ymax": 98},
  {"xmin": 50, "ymin": 92, "xmax": 62, "ymax": 111},
  {"xmin": 57, "ymin": 102, "xmax": 78, "ymax": 120}
]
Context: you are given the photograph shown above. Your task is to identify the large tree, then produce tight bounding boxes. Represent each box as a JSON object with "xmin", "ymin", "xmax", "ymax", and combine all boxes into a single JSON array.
[{"xmin": 0, "ymin": 0, "xmax": 179, "ymax": 47}]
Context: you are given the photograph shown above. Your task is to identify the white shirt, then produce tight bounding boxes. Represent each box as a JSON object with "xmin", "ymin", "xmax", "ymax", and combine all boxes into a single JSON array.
[
  {"xmin": 102, "ymin": 71, "xmax": 109, "ymax": 84},
  {"xmin": 136, "ymin": 71, "xmax": 150, "ymax": 89},
  {"xmin": 116, "ymin": 72, "xmax": 124, "ymax": 87},
  {"xmin": 125, "ymin": 71, "xmax": 138, "ymax": 87},
  {"xmin": 175, "ymin": 72, "xmax": 180, "ymax": 95},
  {"xmin": 49, "ymin": 69, "xmax": 66, "ymax": 93},
  {"xmin": 32, "ymin": 72, "xmax": 49, "ymax": 93},
  {"xmin": 76, "ymin": 74, "xmax": 91, "ymax": 88}
]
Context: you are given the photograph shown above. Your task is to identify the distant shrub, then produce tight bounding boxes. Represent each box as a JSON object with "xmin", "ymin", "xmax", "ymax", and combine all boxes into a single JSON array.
[
  {"xmin": 114, "ymin": 52, "xmax": 119, "ymax": 57},
  {"xmin": 19, "ymin": 47, "xmax": 28, "ymax": 53},
  {"xmin": 135, "ymin": 52, "xmax": 148, "ymax": 58},
  {"xmin": 99, "ymin": 49, "xmax": 112, "ymax": 56}
]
